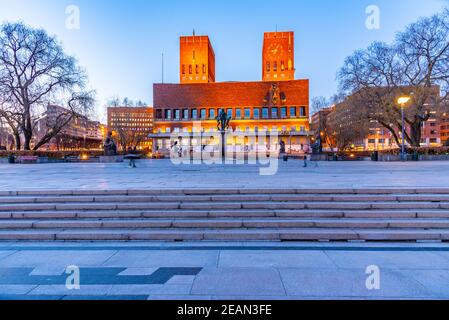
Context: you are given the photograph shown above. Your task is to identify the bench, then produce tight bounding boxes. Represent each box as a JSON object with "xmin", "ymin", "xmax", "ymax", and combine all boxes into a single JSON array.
[{"xmin": 17, "ymin": 156, "xmax": 39, "ymax": 164}]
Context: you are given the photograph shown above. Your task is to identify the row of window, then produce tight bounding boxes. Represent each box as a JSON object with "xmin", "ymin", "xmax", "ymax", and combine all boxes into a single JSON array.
[
  {"xmin": 368, "ymin": 138, "xmax": 440, "ymax": 144},
  {"xmin": 157, "ymin": 126, "xmax": 307, "ymax": 134},
  {"xmin": 155, "ymin": 107, "xmax": 307, "ymax": 120},
  {"xmin": 265, "ymin": 61, "xmax": 291, "ymax": 73},
  {"xmin": 182, "ymin": 64, "xmax": 207, "ymax": 75}
]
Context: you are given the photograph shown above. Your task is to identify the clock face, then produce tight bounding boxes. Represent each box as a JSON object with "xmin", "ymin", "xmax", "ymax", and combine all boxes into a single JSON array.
[{"xmin": 267, "ymin": 43, "xmax": 284, "ymax": 59}]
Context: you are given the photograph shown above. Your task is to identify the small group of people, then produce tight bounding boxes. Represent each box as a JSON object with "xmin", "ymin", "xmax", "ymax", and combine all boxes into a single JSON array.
[{"xmin": 171, "ymin": 139, "xmax": 184, "ymax": 158}]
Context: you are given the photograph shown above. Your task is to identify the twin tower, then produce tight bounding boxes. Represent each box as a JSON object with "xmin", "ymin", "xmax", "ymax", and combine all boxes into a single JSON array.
[{"xmin": 179, "ymin": 31, "xmax": 295, "ymax": 84}]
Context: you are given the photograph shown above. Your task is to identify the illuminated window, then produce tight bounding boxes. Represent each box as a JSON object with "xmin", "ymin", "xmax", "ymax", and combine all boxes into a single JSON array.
[
  {"xmin": 203, "ymin": 64, "xmax": 206, "ymax": 73},
  {"xmin": 281, "ymin": 61, "xmax": 285, "ymax": 71},
  {"xmin": 196, "ymin": 65, "xmax": 199, "ymax": 74},
  {"xmin": 189, "ymin": 65, "xmax": 192, "ymax": 74},
  {"xmin": 273, "ymin": 62, "xmax": 278, "ymax": 72},
  {"xmin": 262, "ymin": 108, "xmax": 269, "ymax": 119},
  {"xmin": 281, "ymin": 107, "xmax": 287, "ymax": 118},
  {"xmin": 235, "ymin": 109, "xmax": 242, "ymax": 119},
  {"xmin": 290, "ymin": 107, "xmax": 296, "ymax": 118},
  {"xmin": 266, "ymin": 62, "xmax": 270, "ymax": 72}
]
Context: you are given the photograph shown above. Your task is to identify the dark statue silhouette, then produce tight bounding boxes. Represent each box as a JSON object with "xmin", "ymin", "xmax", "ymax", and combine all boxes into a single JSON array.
[{"xmin": 216, "ymin": 110, "xmax": 231, "ymax": 132}]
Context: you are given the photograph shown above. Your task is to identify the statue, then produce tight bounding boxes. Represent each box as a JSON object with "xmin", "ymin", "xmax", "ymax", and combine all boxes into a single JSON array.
[
  {"xmin": 103, "ymin": 132, "xmax": 117, "ymax": 156},
  {"xmin": 279, "ymin": 140, "xmax": 286, "ymax": 154},
  {"xmin": 216, "ymin": 110, "xmax": 231, "ymax": 132},
  {"xmin": 311, "ymin": 137, "xmax": 321, "ymax": 155}
]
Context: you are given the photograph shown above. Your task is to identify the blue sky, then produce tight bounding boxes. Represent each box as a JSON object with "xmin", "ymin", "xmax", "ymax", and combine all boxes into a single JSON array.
[{"xmin": 0, "ymin": 0, "xmax": 448, "ymax": 122}]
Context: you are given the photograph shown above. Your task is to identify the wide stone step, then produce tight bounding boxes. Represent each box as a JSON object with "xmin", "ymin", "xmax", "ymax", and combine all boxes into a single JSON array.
[
  {"xmin": 0, "ymin": 218, "xmax": 448, "ymax": 230},
  {"xmin": 3, "ymin": 194, "xmax": 449, "ymax": 205},
  {"xmin": 2, "ymin": 209, "xmax": 449, "ymax": 219},
  {"xmin": 3, "ymin": 188, "xmax": 449, "ymax": 197},
  {"xmin": 0, "ymin": 228, "xmax": 447, "ymax": 241}
]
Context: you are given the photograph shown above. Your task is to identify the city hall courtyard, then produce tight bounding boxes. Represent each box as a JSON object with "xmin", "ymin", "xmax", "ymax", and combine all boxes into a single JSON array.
[
  {"xmin": 0, "ymin": 160, "xmax": 449, "ymax": 300},
  {"xmin": 1, "ymin": 160, "xmax": 449, "ymax": 190}
]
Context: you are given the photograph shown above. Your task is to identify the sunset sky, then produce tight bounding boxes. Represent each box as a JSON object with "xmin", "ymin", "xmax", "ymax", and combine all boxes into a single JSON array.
[{"xmin": 0, "ymin": 0, "xmax": 447, "ymax": 121}]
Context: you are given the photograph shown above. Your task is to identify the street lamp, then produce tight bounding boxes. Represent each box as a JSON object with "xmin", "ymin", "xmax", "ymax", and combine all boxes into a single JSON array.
[{"xmin": 397, "ymin": 95, "xmax": 411, "ymax": 161}]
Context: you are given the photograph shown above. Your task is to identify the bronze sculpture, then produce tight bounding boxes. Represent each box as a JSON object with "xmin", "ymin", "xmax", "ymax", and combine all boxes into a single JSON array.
[
  {"xmin": 216, "ymin": 110, "xmax": 231, "ymax": 132},
  {"xmin": 103, "ymin": 132, "xmax": 117, "ymax": 156}
]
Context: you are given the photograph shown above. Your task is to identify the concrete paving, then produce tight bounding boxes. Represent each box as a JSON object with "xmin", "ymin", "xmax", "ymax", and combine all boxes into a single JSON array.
[
  {"xmin": 0, "ymin": 242, "xmax": 447, "ymax": 300},
  {"xmin": 1, "ymin": 160, "xmax": 449, "ymax": 190}
]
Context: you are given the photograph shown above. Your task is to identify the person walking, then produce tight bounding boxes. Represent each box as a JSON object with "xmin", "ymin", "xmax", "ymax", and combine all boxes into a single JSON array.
[{"xmin": 125, "ymin": 146, "xmax": 139, "ymax": 168}]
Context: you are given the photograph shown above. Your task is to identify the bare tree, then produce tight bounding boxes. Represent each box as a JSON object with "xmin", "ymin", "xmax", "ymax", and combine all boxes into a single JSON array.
[
  {"xmin": 116, "ymin": 127, "xmax": 149, "ymax": 152},
  {"xmin": 310, "ymin": 96, "xmax": 330, "ymax": 116},
  {"xmin": 337, "ymin": 9, "xmax": 449, "ymax": 147},
  {"xmin": 326, "ymin": 99, "xmax": 369, "ymax": 152},
  {"xmin": 0, "ymin": 22, "xmax": 95, "ymax": 150},
  {"xmin": 106, "ymin": 96, "xmax": 148, "ymax": 108}
]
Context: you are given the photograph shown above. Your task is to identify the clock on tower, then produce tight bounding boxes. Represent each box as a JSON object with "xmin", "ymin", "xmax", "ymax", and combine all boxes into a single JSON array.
[{"xmin": 262, "ymin": 31, "xmax": 295, "ymax": 81}]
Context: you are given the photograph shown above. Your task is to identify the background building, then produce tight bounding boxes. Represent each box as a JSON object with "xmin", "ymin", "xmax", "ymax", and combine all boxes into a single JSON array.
[
  {"xmin": 441, "ymin": 111, "xmax": 449, "ymax": 146},
  {"xmin": 151, "ymin": 31, "xmax": 310, "ymax": 156},
  {"xmin": 313, "ymin": 88, "xmax": 446, "ymax": 152},
  {"xmin": 35, "ymin": 105, "xmax": 104, "ymax": 151},
  {"xmin": 107, "ymin": 106, "xmax": 153, "ymax": 151},
  {"xmin": 0, "ymin": 118, "xmax": 14, "ymax": 150}
]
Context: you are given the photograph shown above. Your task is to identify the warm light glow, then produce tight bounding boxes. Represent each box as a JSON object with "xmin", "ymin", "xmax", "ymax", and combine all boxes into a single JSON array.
[
  {"xmin": 350, "ymin": 153, "xmax": 355, "ymax": 158},
  {"xmin": 81, "ymin": 154, "xmax": 89, "ymax": 160},
  {"xmin": 397, "ymin": 96, "xmax": 411, "ymax": 106}
]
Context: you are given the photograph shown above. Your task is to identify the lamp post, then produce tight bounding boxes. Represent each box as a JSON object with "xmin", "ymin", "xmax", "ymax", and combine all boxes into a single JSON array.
[{"xmin": 397, "ymin": 96, "xmax": 411, "ymax": 161}]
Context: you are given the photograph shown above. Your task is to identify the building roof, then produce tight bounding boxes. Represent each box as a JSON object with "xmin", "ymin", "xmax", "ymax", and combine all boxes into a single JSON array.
[{"xmin": 153, "ymin": 80, "xmax": 309, "ymax": 108}]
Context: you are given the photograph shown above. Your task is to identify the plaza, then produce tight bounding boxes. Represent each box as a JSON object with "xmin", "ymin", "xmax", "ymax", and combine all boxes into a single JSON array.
[
  {"xmin": 0, "ymin": 160, "xmax": 449, "ymax": 299},
  {"xmin": 1, "ymin": 160, "xmax": 449, "ymax": 190},
  {"xmin": 0, "ymin": 242, "xmax": 448, "ymax": 299}
]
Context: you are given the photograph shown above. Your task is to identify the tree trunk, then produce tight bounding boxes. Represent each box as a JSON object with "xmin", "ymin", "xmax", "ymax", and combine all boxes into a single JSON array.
[
  {"xmin": 23, "ymin": 132, "xmax": 32, "ymax": 150},
  {"xmin": 409, "ymin": 120, "xmax": 422, "ymax": 147},
  {"xmin": 14, "ymin": 133, "xmax": 21, "ymax": 150}
]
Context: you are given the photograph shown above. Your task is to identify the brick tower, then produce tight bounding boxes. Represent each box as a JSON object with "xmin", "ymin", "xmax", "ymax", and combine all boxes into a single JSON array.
[
  {"xmin": 262, "ymin": 31, "xmax": 295, "ymax": 81},
  {"xmin": 180, "ymin": 34, "xmax": 216, "ymax": 84}
]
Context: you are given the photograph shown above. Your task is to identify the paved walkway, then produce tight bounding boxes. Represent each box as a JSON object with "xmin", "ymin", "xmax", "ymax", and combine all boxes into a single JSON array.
[
  {"xmin": 1, "ymin": 160, "xmax": 449, "ymax": 190},
  {"xmin": 0, "ymin": 242, "xmax": 448, "ymax": 300}
]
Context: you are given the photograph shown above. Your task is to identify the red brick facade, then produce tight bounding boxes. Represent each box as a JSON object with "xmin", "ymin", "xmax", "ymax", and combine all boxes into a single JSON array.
[
  {"xmin": 262, "ymin": 32, "xmax": 295, "ymax": 81},
  {"xmin": 180, "ymin": 35, "xmax": 215, "ymax": 84},
  {"xmin": 154, "ymin": 80, "xmax": 308, "ymax": 109},
  {"xmin": 151, "ymin": 31, "xmax": 310, "ymax": 155}
]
